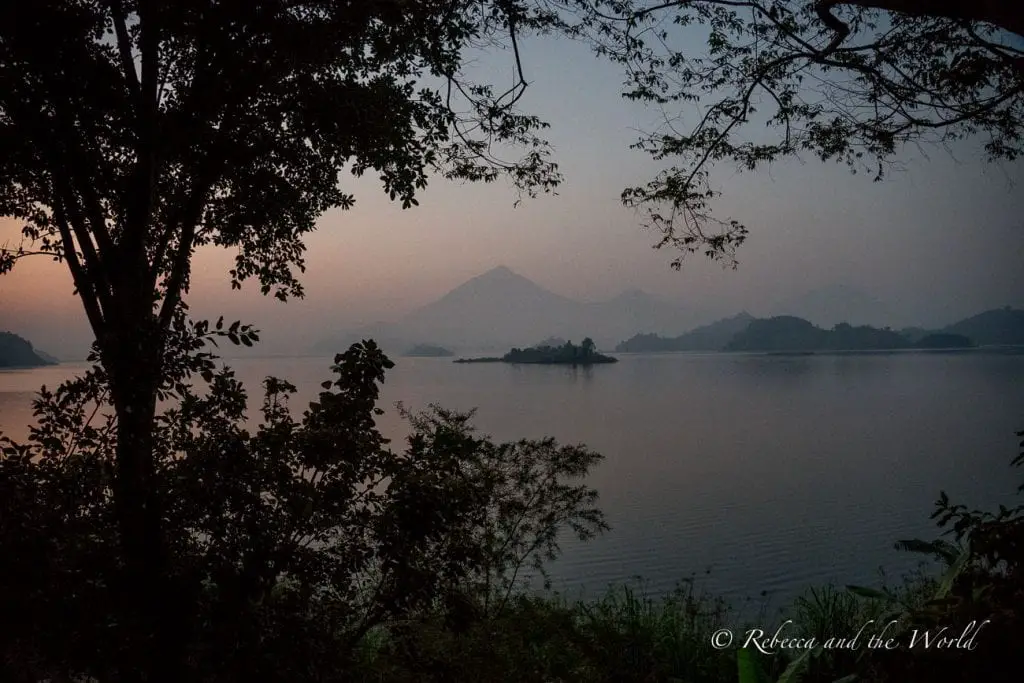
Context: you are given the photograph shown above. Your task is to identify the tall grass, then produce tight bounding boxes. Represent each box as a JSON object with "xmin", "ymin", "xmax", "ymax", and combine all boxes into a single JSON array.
[{"xmin": 345, "ymin": 565, "xmax": 943, "ymax": 682}]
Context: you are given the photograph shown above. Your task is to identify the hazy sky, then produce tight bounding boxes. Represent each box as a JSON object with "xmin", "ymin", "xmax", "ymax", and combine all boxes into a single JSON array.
[{"xmin": 2, "ymin": 34, "xmax": 1023, "ymax": 358}]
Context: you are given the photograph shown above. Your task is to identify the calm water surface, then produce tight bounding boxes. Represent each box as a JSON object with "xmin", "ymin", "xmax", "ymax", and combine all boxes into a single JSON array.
[{"xmin": 2, "ymin": 352, "xmax": 1022, "ymax": 609}]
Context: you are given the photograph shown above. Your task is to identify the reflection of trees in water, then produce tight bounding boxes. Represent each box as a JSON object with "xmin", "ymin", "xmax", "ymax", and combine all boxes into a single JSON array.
[
  {"xmin": 506, "ymin": 362, "xmax": 595, "ymax": 384},
  {"xmin": 564, "ymin": 364, "xmax": 594, "ymax": 383}
]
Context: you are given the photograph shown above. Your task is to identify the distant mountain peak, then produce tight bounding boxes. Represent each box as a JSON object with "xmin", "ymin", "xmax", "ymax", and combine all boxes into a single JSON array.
[
  {"xmin": 311, "ymin": 265, "xmax": 705, "ymax": 353},
  {"xmin": 442, "ymin": 265, "xmax": 558, "ymax": 297},
  {"xmin": 479, "ymin": 265, "xmax": 519, "ymax": 279}
]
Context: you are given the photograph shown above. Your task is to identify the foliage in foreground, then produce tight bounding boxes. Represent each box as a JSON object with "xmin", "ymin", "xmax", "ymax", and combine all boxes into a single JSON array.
[
  {"xmin": 2, "ymin": 5, "xmax": 566, "ymax": 672},
  {"xmin": 0, "ymin": 333, "xmax": 607, "ymax": 682},
  {"xmin": 349, "ymin": 419, "xmax": 1024, "ymax": 683},
  {"xmin": 351, "ymin": 428, "xmax": 1024, "ymax": 683},
  {"xmin": 737, "ymin": 430, "xmax": 1024, "ymax": 683}
]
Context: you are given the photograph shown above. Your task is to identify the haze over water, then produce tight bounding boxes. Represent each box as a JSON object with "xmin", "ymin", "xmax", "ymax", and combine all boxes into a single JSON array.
[{"xmin": 4, "ymin": 349, "xmax": 1022, "ymax": 608}]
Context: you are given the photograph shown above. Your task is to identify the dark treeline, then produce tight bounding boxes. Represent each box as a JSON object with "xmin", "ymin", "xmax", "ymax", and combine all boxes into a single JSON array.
[
  {"xmin": 616, "ymin": 307, "xmax": 1024, "ymax": 353},
  {"xmin": 724, "ymin": 318, "xmax": 972, "ymax": 353}
]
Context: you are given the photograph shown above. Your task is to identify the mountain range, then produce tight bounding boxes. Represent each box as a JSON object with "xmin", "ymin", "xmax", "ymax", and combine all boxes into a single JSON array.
[
  {"xmin": 311, "ymin": 266, "xmax": 710, "ymax": 354},
  {"xmin": 616, "ymin": 307, "xmax": 1024, "ymax": 353},
  {"xmin": 310, "ymin": 266, "xmax": 1022, "ymax": 356}
]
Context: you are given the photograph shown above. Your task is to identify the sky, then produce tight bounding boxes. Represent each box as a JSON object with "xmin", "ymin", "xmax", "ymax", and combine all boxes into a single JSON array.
[{"xmin": 2, "ymin": 33, "xmax": 1023, "ymax": 359}]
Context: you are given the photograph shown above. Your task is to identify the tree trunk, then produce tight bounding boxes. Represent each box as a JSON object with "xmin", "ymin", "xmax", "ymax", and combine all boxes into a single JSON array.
[{"xmin": 104, "ymin": 308, "xmax": 190, "ymax": 683}]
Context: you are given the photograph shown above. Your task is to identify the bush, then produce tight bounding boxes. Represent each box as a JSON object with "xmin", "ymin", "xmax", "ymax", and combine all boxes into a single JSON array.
[{"xmin": 0, "ymin": 328, "xmax": 608, "ymax": 682}]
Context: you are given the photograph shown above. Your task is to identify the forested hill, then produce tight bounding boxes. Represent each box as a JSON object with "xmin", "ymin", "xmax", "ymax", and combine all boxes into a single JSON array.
[
  {"xmin": 724, "ymin": 318, "xmax": 973, "ymax": 352},
  {"xmin": 940, "ymin": 307, "xmax": 1024, "ymax": 346},
  {"xmin": 725, "ymin": 318, "xmax": 906, "ymax": 352},
  {"xmin": 616, "ymin": 307, "xmax": 1024, "ymax": 353},
  {"xmin": 0, "ymin": 331, "xmax": 56, "ymax": 368},
  {"xmin": 616, "ymin": 313, "xmax": 755, "ymax": 352}
]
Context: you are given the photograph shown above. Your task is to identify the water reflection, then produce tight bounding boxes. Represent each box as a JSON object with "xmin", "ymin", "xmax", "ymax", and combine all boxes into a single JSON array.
[{"xmin": 1, "ymin": 352, "xmax": 1022, "ymax": 607}]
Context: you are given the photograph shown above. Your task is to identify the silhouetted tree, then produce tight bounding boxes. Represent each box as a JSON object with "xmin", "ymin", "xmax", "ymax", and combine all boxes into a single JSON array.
[
  {"xmin": 0, "ymin": 2, "xmax": 562, "ymax": 680},
  {"xmin": 0, "ymin": 334, "xmax": 607, "ymax": 682},
  {"xmin": 580, "ymin": 337, "xmax": 596, "ymax": 359}
]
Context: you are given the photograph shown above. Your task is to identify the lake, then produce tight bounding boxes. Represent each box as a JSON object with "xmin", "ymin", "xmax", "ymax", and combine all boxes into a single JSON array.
[{"xmin": 2, "ymin": 351, "xmax": 1023, "ymax": 611}]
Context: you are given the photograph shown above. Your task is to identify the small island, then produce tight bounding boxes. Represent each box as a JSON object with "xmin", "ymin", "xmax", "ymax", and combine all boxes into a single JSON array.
[
  {"xmin": 402, "ymin": 343, "xmax": 454, "ymax": 357},
  {"xmin": 455, "ymin": 338, "xmax": 617, "ymax": 365}
]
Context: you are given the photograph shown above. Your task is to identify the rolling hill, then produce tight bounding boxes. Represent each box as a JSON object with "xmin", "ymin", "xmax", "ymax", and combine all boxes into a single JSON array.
[
  {"xmin": 940, "ymin": 307, "xmax": 1024, "ymax": 346},
  {"xmin": 616, "ymin": 312, "xmax": 755, "ymax": 352}
]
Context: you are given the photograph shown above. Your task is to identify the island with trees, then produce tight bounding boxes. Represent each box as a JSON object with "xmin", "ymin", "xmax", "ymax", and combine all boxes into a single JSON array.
[
  {"xmin": 455, "ymin": 338, "xmax": 617, "ymax": 365},
  {"xmin": 402, "ymin": 343, "xmax": 454, "ymax": 357}
]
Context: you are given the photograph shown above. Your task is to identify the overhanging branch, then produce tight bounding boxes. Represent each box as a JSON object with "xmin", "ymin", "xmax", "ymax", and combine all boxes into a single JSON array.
[{"xmin": 826, "ymin": 0, "xmax": 1024, "ymax": 38}]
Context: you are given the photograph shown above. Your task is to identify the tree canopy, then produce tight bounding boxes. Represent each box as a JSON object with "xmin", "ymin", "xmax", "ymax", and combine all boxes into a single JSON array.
[
  {"xmin": 0, "ymin": 0, "xmax": 562, "ymax": 302},
  {"xmin": 566, "ymin": 0, "xmax": 1024, "ymax": 266},
  {"xmin": 0, "ymin": 3, "xmax": 565, "ymax": 680}
]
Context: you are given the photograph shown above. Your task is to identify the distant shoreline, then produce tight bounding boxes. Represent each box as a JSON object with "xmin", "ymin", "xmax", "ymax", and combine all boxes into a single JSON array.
[
  {"xmin": 612, "ymin": 345, "xmax": 1024, "ymax": 356},
  {"xmin": 0, "ymin": 362, "xmax": 61, "ymax": 371}
]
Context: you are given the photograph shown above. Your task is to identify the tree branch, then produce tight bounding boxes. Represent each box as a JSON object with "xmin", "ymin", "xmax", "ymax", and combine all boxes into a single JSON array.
[
  {"xmin": 815, "ymin": 1, "xmax": 852, "ymax": 57},
  {"xmin": 60, "ymin": 131, "xmax": 118, "ymax": 279},
  {"xmin": 826, "ymin": 0, "xmax": 1024, "ymax": 38},
  {"xmin": 52, "ymin": 190, "xmax": 106, "ymax": 335},
  {"xmin": 107, "ymin": 0, "xmax": 141, "ymax": 101},
  {"xmin": 123, "ymin": 0, "xmax": 161, "ymax": 263},
  {"xmin": 154, "ymin": 98, "xmax": 235, "ymax": 329},
  {"xmin": 155, "ymin": 166, "xmax": 219, "ymax": 330},
  {"xmin": 41, "ymin": 102, "xmax": 117, "ymax": 314}
]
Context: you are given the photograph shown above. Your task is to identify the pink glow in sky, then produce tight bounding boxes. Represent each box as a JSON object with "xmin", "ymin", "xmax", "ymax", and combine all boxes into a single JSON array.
[{"xmin": 2, "ymin": 38, "xmax": 1023, "ymax": 358}]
